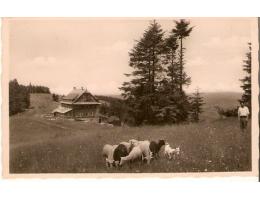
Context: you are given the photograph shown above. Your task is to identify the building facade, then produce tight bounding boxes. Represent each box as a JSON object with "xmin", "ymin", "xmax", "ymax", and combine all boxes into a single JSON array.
[{"xmin": 52, "ymin": 87, "xmax": 101, "ymax": 120}]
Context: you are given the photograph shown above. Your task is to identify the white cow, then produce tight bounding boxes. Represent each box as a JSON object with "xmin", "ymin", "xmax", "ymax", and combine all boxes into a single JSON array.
[
  {"xmin": 128, "ymin": 139, "xmax": 152, "ymax": 164},
  {"xmin": 119, "ymin": 146, "xmax": 143, "ymax": 166}
]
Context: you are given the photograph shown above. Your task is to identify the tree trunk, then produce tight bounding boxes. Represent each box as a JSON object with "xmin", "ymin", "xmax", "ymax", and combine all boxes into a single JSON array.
[
  {"xmin": 152, "ymin": 47, "xmax": 155, "ymax": 94},
  {"xmin": 180, "ymin": 36, "xmax": 183, "ymax": 93},
  {"xmin": 148, "ymin": 60, "xmax": 151, "ymax": 94},
  {"xmin": 171, "ymin": 50, "xmax": 174, "ymax": 92}
]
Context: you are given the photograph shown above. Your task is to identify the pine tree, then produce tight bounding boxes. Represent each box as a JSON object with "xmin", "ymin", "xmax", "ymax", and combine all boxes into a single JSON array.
[
  {"xmin": 163, "ymin": 34, "xmax": 179, "ymax": 92},
  {"xmin": 240, "ymin": 43, "xmax": 251, "ymax": 111},
  {"xmin": 189, "ymin": 88, "xmax": 204, "ymax": 122},
  {"xmin": 156, "ymin": 21, "xmax": 193, "ymax": 124},
  {"xmin": 120, "ymin": 20, "xmax": 165, "ymax": 125},
  {"xmin": 155, "ymin": 90, "xmax": 191, "ymax": 124},
  {"xmin": 172, "ymin": 19, "xmax": 193, "ymax": 92}
]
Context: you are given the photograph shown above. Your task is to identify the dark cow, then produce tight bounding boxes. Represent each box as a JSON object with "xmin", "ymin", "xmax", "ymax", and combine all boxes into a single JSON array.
[
  {"xmin": 113, "ymin": 144, "xmax": 128, "ymax": 166},
  {"xmin": 149, "ymin": 140, "xmax": 166, "ymax": 159}
]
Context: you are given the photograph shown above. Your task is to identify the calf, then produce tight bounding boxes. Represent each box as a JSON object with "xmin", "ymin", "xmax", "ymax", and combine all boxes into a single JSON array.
[{"xmin": 164, "ymin": 143, "xmax": 180, "ymax": 160}]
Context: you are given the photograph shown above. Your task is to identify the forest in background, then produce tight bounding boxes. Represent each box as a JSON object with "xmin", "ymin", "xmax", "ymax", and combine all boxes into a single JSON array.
[{"xmin": 9, "ymin": 79, "xmax": 50, "ymax": 115}]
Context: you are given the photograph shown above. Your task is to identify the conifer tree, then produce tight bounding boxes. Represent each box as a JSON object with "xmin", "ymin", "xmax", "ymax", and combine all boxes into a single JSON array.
[
  {"xmin": 121, "ymin": 19, "xmax": 194, "ymax": 125},
  {"xmin": 158, "ymin": 20, "xmax": 193, "ymax": 123},
  {"xmin": 163, "ymin": 34, "xmax": 179, "ymax": 92},
  {"xmin": 120, "ymin": 20, "xmax": 164, "ymax": 124},
  {"xmin": 240, "ymin": 43, "xmax": 251, "ymax": 111},
  {"xmin": 172, "ymin": 19, "xmax": 193, "ymax": 92},
  {"xmin": 189, "ymin": 88, "xmax": 204, "ymax": 122}
]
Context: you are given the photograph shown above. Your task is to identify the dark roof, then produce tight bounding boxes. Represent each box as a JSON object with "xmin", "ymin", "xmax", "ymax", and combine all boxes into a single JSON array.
[{"xmin": 62, "ymin": 88, "xmax": 87, "ymax": 101}]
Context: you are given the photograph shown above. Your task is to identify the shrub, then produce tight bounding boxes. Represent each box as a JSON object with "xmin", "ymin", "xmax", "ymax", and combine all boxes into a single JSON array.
[{"xmin": 215, "ymin": 106, "xmax": 238, "ymax": 118}]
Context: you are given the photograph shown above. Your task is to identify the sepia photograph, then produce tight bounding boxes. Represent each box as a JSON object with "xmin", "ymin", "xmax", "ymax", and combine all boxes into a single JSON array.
[{"xmin": 1, "ymin": 18, "xmax": 259, "ymax": 176}]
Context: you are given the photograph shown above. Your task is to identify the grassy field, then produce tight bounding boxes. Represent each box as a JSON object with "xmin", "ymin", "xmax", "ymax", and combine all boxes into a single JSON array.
[{"xmin": 9, "ymin": 93, "xmax": 251, "ymax": 173}]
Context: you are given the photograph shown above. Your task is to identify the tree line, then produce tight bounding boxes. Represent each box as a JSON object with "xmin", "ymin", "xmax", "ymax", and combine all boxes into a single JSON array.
[
  {"xmin": 120, "ymin": 19, "xmax": 204, "ymax": 125},
  {"xmin": 27, "ymin": 83, "xmax": 50, "ymax": 94},
  {"xmin": 9, "ymin": 79, "xmax": 51, "ymax": 116}
]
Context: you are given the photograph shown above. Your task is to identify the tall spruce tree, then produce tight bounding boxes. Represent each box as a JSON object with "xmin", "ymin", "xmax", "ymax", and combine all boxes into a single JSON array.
[
  {"xmin": 120, "ymin": 20, "xmax": 164, "ymax": 125},
  {"xmin": 189, "ymin": 88, "xmax": 204, "ymax": 122},
  {"xmin": 163, "ymin": 33, "xmax": 179, "ymax": 92},
  {"xmin": 172, "ymin": 19, "xmax": 193, "ymax": 92},
  {"xmin": 240, "ymin": 43, "xmax": 251, "ymax": 110},
  {"xmin": 156, "ymin": 32, "xmax": 188, "ymax": 124},
  {"xmin": 158, "ymin": 20, "xmax": 193, "ymax": 123}
]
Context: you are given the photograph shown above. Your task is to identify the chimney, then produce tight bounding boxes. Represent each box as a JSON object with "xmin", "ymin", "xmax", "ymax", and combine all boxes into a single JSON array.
[{"xmin": 73, "ymin": 87, "xmax": 76, "ymax": 90}]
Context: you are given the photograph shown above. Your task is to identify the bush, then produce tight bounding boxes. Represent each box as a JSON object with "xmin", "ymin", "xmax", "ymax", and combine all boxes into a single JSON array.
[
  {"xmin": 215, "ymin": 106, "xmax": 238, "ymax": 118},
  {"xmin": 96, "ymin": 95, "xmax": 130, "ymax": 123}
]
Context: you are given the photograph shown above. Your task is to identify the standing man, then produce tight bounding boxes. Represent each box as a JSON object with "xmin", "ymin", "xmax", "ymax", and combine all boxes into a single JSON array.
[{"xmin": 238, "ymin": 101, "xmax": 250, "ymax": 131}]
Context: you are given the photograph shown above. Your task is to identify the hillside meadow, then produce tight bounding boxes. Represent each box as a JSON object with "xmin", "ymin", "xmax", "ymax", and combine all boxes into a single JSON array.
[{"xmin": 9, "ymin": 93, "xmax": 251, "ymax": 173}]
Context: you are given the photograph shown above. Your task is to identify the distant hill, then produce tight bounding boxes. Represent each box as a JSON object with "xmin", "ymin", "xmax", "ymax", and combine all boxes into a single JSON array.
[
  {"xmin": 96, "ymin": 92, "xmax": 242, "ymax": 121},
  {"xmin": 95, "ymin": 95, "xmax": 123, "ymax": 102},
  {"xmin": 203, "ymin": 92, "xmax": 241, "ymax": 107},
  {"xmin": 108, "ymin": 94, "xmax": 124, "ymax": 99},
  {"xmin": 99, "ymin": 92, "xmax": 241, "ymax": 105},
  {"xmin": 95, "ymin": 94, "xmax": 123, "ymax": 100},
  {"xmin": 201, "ymin": 92, "xmax": 242, "ymax": 121}
]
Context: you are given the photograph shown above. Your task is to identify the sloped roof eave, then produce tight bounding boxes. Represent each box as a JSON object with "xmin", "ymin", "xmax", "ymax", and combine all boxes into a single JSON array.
[
  {"xmin": 62, "ymin": 89, "xmax": 87, "ymax": 101},
  {"xmin": 52, "ymin": 106, "xmax": 72, "ymax": 114},
  {"xmin": 62, "ymin": 88, "xmax": 100, "ymax": 103},
  {"xmin": 60, "ymin": 101, "xmax": 101, "ymax": 105}
]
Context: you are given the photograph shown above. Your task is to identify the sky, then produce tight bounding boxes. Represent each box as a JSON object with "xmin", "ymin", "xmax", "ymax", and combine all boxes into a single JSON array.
[{"xmin": 8, "ymin": 18, "xmax": 253, "ymax": 95}]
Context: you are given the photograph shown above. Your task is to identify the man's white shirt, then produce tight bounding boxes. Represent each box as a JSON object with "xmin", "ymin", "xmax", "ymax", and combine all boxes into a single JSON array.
[{"xmin": 238, "ymin": 106, "xmax": 250, "ymax": 117}]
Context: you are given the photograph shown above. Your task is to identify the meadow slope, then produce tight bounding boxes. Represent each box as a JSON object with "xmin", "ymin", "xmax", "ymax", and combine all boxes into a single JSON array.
[{"xmin": 9, "ymin": 93, "xmax": 251, "ymax": 173}]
